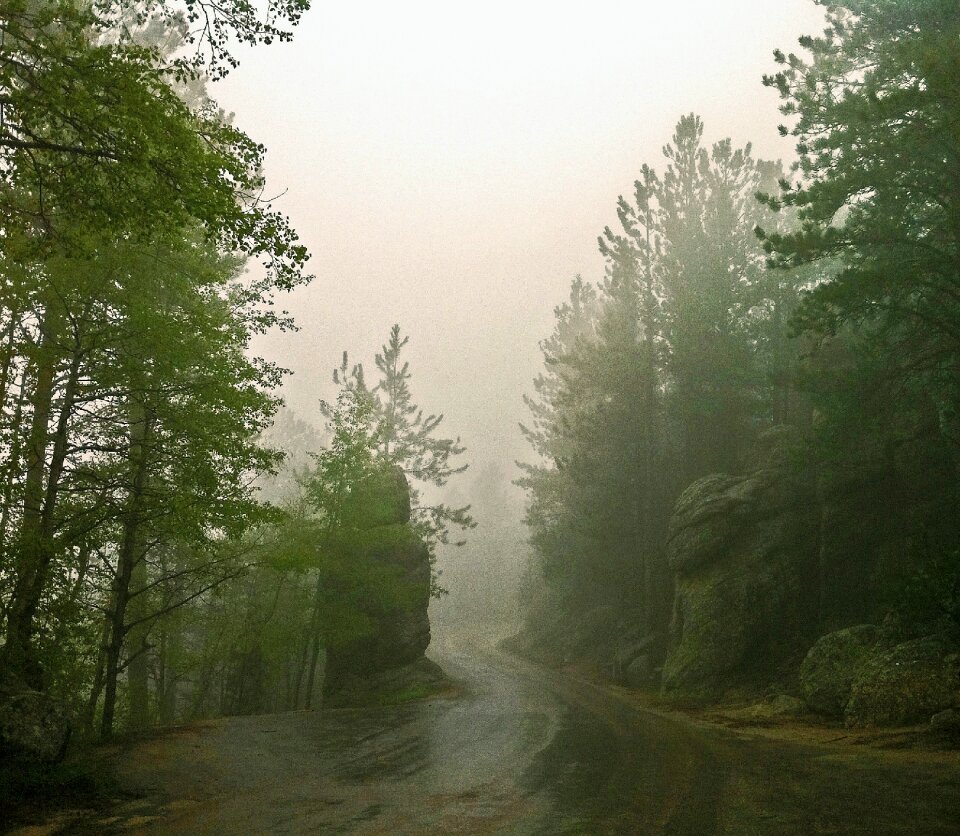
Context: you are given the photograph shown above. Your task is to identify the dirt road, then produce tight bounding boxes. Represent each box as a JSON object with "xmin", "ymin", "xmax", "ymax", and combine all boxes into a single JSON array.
[{"xmin": 76, "ymin": 643, "xmax": 960, "ymax": 834}]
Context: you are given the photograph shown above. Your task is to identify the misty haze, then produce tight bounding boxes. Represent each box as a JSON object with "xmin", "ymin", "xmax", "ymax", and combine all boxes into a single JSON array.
[{"xmin": 2, "ymin": 1, "xmax": 960, "ymax": 833}]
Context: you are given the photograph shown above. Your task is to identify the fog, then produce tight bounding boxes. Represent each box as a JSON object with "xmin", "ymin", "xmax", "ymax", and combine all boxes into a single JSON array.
[
  {"xmin": 218, "ymin": 1, "xmax": 823, "ymax": 444},
  {"xmin": 213, "ymin": 0, "xmax": 826, "ymax": 634},
  {"xmin": 9, "ymin": 2, "xmax": 960, "ymax": 828}
]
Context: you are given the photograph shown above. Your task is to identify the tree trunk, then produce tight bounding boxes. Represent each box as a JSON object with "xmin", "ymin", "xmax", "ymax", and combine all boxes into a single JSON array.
[
  {"xmin": 0, "ymin": 369, "xmax": 28, "ymax": 557},
  {"xmin": 0, "ymin": 307, "xmax": 20, "ymax": 420},
  {"xmin": 126, "ymin": 548, "xmax": 151, "ymax": 729},
  {"xmin": 100, "ymin": 399, "xmax": 154, "ymax": 737},
  {"xmin": 83, "ymin": 609, "xmax": 113, "ymax": 734},
  {"xmin": 157, "ymin": 607, "xmax": 182, "ymax": 725},
  {"xmin": 2, "ymin": 300, "xmax": 71, "ymax": 687},
  {"xmin": 303, "ymin": 572, "xmax": 325, "ymax": 709},
  {"xmin": 292, "ymin": 623, "xmax": 311, "ymax": 710}
]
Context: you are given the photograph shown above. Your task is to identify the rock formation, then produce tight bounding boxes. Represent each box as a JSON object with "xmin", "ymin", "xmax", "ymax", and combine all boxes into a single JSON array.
[
  {"xmin": 799, "ymin": 624, "xmax": 882, "ymax": 716},
  {"xmin": 323, "ymin": 465, "xmax": 443, "ymax": 703},
  {"xmin": 661, "ymin": 429, "xmax": 820, "ymax": 698}
]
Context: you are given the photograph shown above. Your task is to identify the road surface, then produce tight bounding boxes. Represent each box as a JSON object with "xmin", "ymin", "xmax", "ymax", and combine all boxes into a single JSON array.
[{"xmin": 88, "ymin": 642, "xmax": 960, "ymax": 834}]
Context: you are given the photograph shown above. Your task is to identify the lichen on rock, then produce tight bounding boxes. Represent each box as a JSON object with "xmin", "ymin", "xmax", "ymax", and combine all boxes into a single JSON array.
[
  {"xmin": 800, "ymin": 628, "xmax": 960, "ymax": 727},
  {"xmin": 0, "ymin": 687, "xmax": 71, "ymax": 765}
]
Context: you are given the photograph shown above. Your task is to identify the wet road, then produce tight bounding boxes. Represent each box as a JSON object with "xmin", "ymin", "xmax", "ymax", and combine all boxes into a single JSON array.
[{"xmin": 112, "ymin": 643, "xmax": 960, "ymax": 834}]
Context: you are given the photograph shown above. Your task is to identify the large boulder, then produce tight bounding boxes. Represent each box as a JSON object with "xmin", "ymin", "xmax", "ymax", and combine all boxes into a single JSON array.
[
  {"xmin": 800, "ymin": 629, "xmax": 960, "ymax": 727},
  {"xmin": 799, "ymin": 624, "xmax": 882, "ymax": 716},
  {"xmin": 662, "ymin": 429, "xmax": 819, "ymax": 698},
  {"xmin": 844, "ymin": 637, "xmax": 960, "ymax": 727},
  {"xmin": 0, "ymin": 688, "xmax": 70, "ymax": 764}
]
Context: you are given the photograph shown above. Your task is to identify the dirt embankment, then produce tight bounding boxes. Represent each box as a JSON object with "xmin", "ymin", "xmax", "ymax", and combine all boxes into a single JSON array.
[{"xmin": 562, "ymin": 658, "xmax": 960, "ymax": 761}]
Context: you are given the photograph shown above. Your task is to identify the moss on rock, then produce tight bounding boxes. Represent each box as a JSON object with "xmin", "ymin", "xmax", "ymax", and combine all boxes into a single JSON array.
[
  {"xmin": 799, "ymin": 624, "xmax": 882, "ymax": 717},
  {"xmin": 844, "ymin": 637, "xmax": 959, "ymax": 728},
  {"xmin": 661, "ymin": 434, "xmax": 819, "ymax": 698}
]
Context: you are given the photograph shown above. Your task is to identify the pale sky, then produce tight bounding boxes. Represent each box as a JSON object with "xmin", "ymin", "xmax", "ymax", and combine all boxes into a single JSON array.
[{"xmin": 215, "ymin": 0, "xmax": 826, "ymax": 487}]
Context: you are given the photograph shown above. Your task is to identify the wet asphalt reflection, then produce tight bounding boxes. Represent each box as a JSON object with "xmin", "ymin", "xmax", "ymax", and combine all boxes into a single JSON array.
[{"xmin": 107, "ymin": 642, "xmax": 960, "ymax": 834}]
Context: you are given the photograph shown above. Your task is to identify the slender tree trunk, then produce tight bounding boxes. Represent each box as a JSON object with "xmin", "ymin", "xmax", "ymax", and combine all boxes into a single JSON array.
[
  {"xmin": 100, "ymin": 591, "xmax": 127, "ymax": 737},
  {"xmin": 303, "ymin": 572, "xmax": 325, "ymax": 709},
  {"xmin": 157, "ymin": 606, "xmax": 182, "ymax": 725},
  {"xmin": 0, "ymin": 307, "xmax": 20, "ymax": 417},
  {"xmin": 101, "ymin": 400, "xmax": 154, "ymax": 737},
  {"xmin": 83, "ymin": 609, "xmax": 113, "ymax": 733},
  {"xmin": 2, "ymin": 300, "xmax": 71, "ymax": 687},
  {"xmin": 191, "ymin": 654, "xmax": 215, "ymax": 719},
  {"xmin": 126, "ymin": 550, "xmax": 151, "ymax": 729},
  {"xmin": 125, "ymin": 400, "xmax": 154, "ymax": 729},
  {"xmin": 292, "ymin": 623, "xmax": 311, "ymax": 710},
  {"xmin": 0, "ymin": 369, "xmax": 28, "ymax": 558},
  {"xmin": 640, "ymin": 364, "xmax": 656, "ymax": 635},
  {"xmin": 219, "ymin": 663, "xmax": 228, "ymax": 715},
  {"xmin": 157, "ymin": 620, "xmax": 167, "ymax": 716}
]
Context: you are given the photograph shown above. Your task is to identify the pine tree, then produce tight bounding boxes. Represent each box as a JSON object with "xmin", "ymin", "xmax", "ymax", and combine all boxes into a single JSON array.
[
  {"xmin": 760, "ymin": 0, "xmax": 960, "ymax": 446},
  {"xmin": 518, "ymin": 115, "xmax": 801, "ymax": 643},
  {"xmin": 326, "ymin": 326, "xmax": 474, "ymax": 594}
]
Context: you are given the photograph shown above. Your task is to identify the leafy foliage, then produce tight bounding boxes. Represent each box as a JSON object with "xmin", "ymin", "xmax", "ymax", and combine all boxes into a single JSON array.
[{"xmin": 0, "ymin": 0, "xmax": 312, "ymax": 737}]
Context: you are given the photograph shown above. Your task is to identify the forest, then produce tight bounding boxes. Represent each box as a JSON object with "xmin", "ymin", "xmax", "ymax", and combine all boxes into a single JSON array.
[
  {"xmin": 2, "ymin": 0, "xmax": 960, "ymax": 831},
  {"xmin": 0, "ymin": 0, "xmax": 473, "ymax": 765},
  {"xmin": 515, "ymin": 1, "xmax": 960, "ymax": 728}
]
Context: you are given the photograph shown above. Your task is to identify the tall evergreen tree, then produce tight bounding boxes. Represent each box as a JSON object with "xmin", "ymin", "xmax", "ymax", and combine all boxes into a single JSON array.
[
  {"xmin": 760, "ymin": 0, "xmax": 960, "ymax": 447},
  {"xmin": 760, "ymin": 0, "xmax": 960, "ymax": 631},
  {"xmin": 519, "ymin": 115, "xmax": 800, "ymax": 644}
]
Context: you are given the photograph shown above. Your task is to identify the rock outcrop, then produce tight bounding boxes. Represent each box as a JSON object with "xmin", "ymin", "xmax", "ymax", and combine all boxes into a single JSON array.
[
  {"xmin": 323, "ymin": 465, "xmax": 439, "ymax": 702},
  {"xmin": 661, "ymin": 429, "xmax": 819, "ymax": 698}
]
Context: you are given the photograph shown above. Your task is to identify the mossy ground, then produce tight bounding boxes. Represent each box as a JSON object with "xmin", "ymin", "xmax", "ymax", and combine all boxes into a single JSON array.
[{"xmin": 373, "ymin": 676, "xmax": 459, "ymax": 707}]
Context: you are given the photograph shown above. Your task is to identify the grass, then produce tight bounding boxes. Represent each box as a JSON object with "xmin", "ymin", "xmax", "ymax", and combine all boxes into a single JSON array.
[{"xmin": 375, "ymin": 682, "xmax": 435, "ymax": 706}]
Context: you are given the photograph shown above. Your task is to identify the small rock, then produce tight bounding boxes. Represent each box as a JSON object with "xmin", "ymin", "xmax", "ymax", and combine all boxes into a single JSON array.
[{"xmin": 929, "ymin": 708, "xmax": 960, "ymax": 737}]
